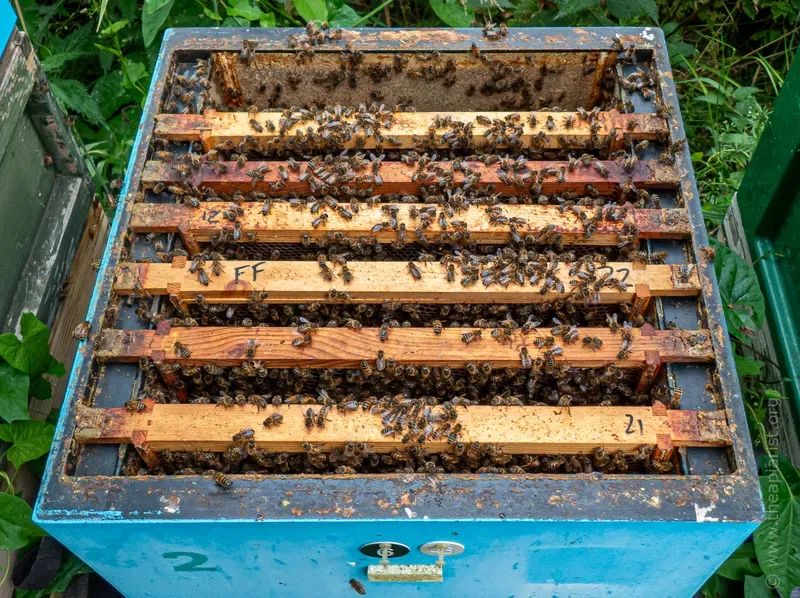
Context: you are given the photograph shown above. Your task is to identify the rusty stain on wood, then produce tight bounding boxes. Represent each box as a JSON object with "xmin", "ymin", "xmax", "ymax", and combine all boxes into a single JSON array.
[{"xmin": 141, "ymin": 158, "xmax": 679, "ymax": 196}]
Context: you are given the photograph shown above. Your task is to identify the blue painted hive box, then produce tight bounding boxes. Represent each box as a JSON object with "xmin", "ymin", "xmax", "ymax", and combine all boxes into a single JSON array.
[{"xmin": 36, "ymin": 27, "xmax": 763, "ymax": 598}]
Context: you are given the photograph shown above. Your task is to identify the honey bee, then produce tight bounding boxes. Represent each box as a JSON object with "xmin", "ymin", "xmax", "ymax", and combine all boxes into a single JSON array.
[
  {"xmin": 72, "ymin": 321, "xmax": 91, "ymax": 341},
  {"xmin": 174, "ymin": 342, "xmax": 191, "ymax": 358},
  {"xmin": 213, "ymin": 471, "xmax": 233, "ymax": 488},
  {"xmin": 360, "ymin": 360, "xmax": 373, "ymax": 376},
  {"xmin": 315, "ymin": 406, "xmax": 330, "ymax": 428},
  {"xmin": 292, "ymin": 334, "xmax": 312, "ymax": 347},
  {"xmin": 519, "ymin": 347, "xmax": 532, "ymax": 368},
  {"xmin": 241, "ymin": 39, "xmax": 258, "ymax": 65},
  {"xmin": 304, "ymin": 408, "xmax": 315, "ymax": 429},
  {"xmin": 462, "ymin": 329, "xmax": 482, "ymax": 345},
  {"xmin": 546, "ymin": 115, "xmax": 555, "ymax": 131},
  {"xmin": 375, "ymin": 350, "xmax": 386, "ymax": 372},
  {"xmin": 432, "ymin": 320, "xmax": 443, "ymax": 335},
  {"xmin": 582, "ymin": 336, "xmax": 603, "ymax": 351},
  {"xmin": 232, "ymin": 428, "xmax": 255, "ymax": 442},
  {"xmin": 407, "ymin": 261, "xmax": 422, "ymax": 280},
  {"xmin": 124, "ymin": 400, "xmax": 147, "ymax": 412}
]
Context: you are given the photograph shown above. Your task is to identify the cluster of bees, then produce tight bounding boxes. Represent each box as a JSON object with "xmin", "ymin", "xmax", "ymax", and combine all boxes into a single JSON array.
[
  {"xmin": 112, "ymin": 38, "xmax": 690, "ymax": 479},
  {"xmin": 122, "ymin": 439, "xmax": 671, "ymax": 478}
]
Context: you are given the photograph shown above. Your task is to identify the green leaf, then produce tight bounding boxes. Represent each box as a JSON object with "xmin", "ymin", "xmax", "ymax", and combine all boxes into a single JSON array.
[
  {"xmin": 754, "ymin": 454, "xmax": 800, "ymax": 597},
  {"xmin": 743, "ymin": 576, "xmax": 773, "ymax": 598},
  {"xmin": 100, "ymin": 19, "xmax": 129, "ymax": 35},
  {"xmin": 293, "ymin": 0, "xmax": 328, "ymax": 22},
  {"xmin": 742, "ymin": 0, "xmax": 756, "ymax": 18},
  {"xmin": 15, "ymin": 553, "xmax": 91, "ymax": 598},
  {"xmin": 142, "ymin": 0, "xmax": 175, "ymax": 47},
  {"xmin": 735, "ymin": 355, "xmax": 764, "ymax": 377},
  {"xmin": 260, "ymin": 12, "xmax": 276, "ymax": 26},
  {"xmin": 328, "ymin": 3, "xmax": 360, "ymax": 26},
  {"xmin": 717, "ymin": 541, "xmax": 763, "ymax": 580},
  {"xmin": 554, "ymin": 0, "xmax": 596, "ymax": 18},
  {"xmin": 696, "ymin": 92, "xmax": 727, "ymax": 105},
  {"xmin": 41, "ymin": 50, "xmax": 90, "ymax": 74},
  {"xmin": 0, "ymin": 420, "xmax": 56, "ymax": 468},
  {"xmin": 121, "ymin": 61, "xmax": 147, "ymax": 89},
  {"xmin": 203, "ymin": 6, "xmax": 223, "ymax": 20},
  {"xmin": 0, "ymin": 313, "xmax": 58, "ymax": 377},
  {"xmin": 429, "ymin": 0, "xmax": 474, "ymax": 27},
  {"xmin": 0, "ymin": 493, "xmax": 46, "ymax": 550},
  {"xmin": 712, "ymin": 239, "xmax": 766, "ymax": 343},
  {"xmin": 0, "ymin": 363, "xmax": 30, "ymax": 423},
  {"xmin": 92, "ymin": 72, "xmax": 131, "ymax": 119},
  {"xmin": 28, "ymin": 376, "xmax": 52, "ymax": 402},
  {"xmin": 734, "ymin": 86, "xmax": 761, "ymax": 100},
  {"xmin": 606, "ymin": 0, "xmax": 658, "ymax": 20},
  {"xmin": 49, "ymin": 78, "xmax": 105, "ymax": 125},
  {"xmin": 228, "ymin": 0, "xmax": 264, "ymax": 21},
  {"xmin": 668, "ymin": 40, "xmax": 696, "ymax": 59}
]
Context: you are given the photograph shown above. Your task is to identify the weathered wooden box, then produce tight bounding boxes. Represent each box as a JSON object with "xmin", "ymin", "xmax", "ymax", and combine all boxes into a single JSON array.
[{"xmin": 36, "ymin": 27, "xmax": 762, "ymax": 598}]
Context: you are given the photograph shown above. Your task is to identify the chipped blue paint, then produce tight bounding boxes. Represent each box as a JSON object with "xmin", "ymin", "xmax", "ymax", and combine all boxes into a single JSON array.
[{"xmin": 39, "ymin": 519, "xmax": 756, "ymax": 598}]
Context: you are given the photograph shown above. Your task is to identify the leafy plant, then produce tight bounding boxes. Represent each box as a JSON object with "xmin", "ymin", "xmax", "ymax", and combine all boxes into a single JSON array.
[{"xmin": 0, "ymin": 314, "xmax": 85, "ymax": 591}]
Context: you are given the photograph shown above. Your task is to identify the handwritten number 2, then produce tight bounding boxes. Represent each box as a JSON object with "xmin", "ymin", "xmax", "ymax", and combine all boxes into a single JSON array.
[
  {"xmin": 624, "ymin": 414, "xmax": 644, "ymax": 435},
  {"xmin": 163, "ymin": 552, "xmax": 220, "ymax": 572}
]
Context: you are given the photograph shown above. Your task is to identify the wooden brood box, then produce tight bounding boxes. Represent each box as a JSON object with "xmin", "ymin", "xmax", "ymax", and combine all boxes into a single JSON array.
[{"xmin": 36, "ymin": 28, "xmax": 762, "ymax": 598}]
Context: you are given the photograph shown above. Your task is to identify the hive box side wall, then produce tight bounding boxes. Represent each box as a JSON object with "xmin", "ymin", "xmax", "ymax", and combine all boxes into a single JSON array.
[{"xmin": 40, "ymin": 519, "xmax": 757, "ymax": 598}]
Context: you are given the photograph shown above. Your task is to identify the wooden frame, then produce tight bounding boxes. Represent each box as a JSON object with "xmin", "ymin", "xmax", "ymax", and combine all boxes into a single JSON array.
[
  {"xmin": 141, "ymin": 158, "xmax": 679, "ymax": 196},
  {"xmin": 154, "ymin": 110, "xmax": 669, "ymax": 151},
  {"xmin": 95, "ymin": 326, "xmax": 714, "ymax": 368},
  {"xmin": 74, "ymin": 402, "xmax": 731, "ymax": 455},
  {"xmin": 114, "ymin": 260, "xmax": 700, "ymax": 304},
  {"xmin": 129, "ymin": 202, "xmax": 692, "ymax": 247}
]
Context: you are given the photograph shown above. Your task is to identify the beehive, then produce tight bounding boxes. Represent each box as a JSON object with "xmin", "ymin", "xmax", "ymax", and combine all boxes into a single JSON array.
[{"xmin": 36, "ymin": 27, "xmax": 763, "ymax": 598}]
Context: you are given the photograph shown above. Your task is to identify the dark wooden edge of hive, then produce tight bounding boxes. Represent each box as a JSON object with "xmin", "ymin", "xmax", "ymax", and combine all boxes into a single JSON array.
[{"xmin": 35, "ymin": 27, "xmax": 763, "ymax": 526}]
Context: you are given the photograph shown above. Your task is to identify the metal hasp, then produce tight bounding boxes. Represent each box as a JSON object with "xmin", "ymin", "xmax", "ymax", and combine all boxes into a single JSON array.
[
  {"xmin": 35, "ymin": 27, "xmax": 763, "ymax": 598},
  {"xmin": 735, "ymin": 47, "xmax": 800, "ymax": 432}
]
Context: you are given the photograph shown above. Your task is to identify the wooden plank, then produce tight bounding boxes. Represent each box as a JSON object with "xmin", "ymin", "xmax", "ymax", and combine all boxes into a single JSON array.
[
  {"xmin": 129, "ymin": 202, "xmax": 691, "ymax": 246},
  {"xmin": 141, "ymin": 158, "xmax": 679, "ymax": 196},
  {"xmin": 114, "ymin": 261, "xmax": 700, "ymax": 304},
  {"xmin": 74, "ymin": 403, "xmax": 731, "ymax": 454},
  {"xmin": 154, "ymin": 110, "xmax": 668, "ymax": 151},
  {"xmin": 95, "ymin": 326, "xmax": 715, "ymax": 368}
]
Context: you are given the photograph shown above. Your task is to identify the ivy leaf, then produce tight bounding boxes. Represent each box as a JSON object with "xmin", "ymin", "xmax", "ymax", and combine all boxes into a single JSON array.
[
  {"xmin": 294, "ymin": 0, "xmax": 328, "ymax": 22},
  {"xmin": 142, "ymin": 0, "xmax": 175, "ymax": 47},
  {"xmin": 328, "ymin": 3, "xmax": 361, "ymax": 26},
  {"xmin": 754, "ymin": 454, "xmax": 800, "ymax": 597},
  {"xmin": 606, "ymin": 0, "xmax": 658, "ymax": 20},
  {"xmin": 0, "ymin": 493, "xmax": 47, "ymax": 550},
  {"xmin": 41, "ymin": 50, "xmax": 90, "ymax": 74},
  {"xmin": 717, "ymin": 541, "xmax": 763, "ymax": 580},
  {"xmin": 712, "ymin": 239, "xmax": 765, "ymax": 344},
  {"xmin": 0, "ymin": 420, "xmax": 56, "ymax": 469},
  {"xmin": 554, "ymin": 0, "xmax": 596, "ymax": 18},
  {"xmin": 14, "ymin": 553, "xmax": 92, "ymax": 598},
  {"xmin": 260, "ymin": 12, "xmax": 276, "ymax": 26},
  {"xmin": 0, "ymin": 362, "xmax": 30, "ymax": 423},
  {"xmin": 48, "ymin": 78, "xmax": 105, "ymax": 125},
  {"xmin": 734, "ymin": 355, "xmax": 764, "ymax": 377},
  {"xmin": 429, "ymin": 0, "xmax": 474, "ymax": 27}
]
